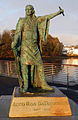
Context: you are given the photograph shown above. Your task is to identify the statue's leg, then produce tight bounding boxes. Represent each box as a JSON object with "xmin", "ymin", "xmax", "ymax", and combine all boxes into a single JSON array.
[
  {"xmin": 15, "ymin": 58, "xmax": 23, "ymax": 90},
  {"xmin": 30, "ymin": 65, "xmax": 40, "ymax": 88},
  {"xmin": 31, "ymin": 65, "xmax": 35, "ymax": 87},
  {"xmin": 37, "ymin": 65, "xmax": 54, "ymax": 91},
  {"xmin": 21, "ymin": 64, "xmax": 28, "ymax": 93}
]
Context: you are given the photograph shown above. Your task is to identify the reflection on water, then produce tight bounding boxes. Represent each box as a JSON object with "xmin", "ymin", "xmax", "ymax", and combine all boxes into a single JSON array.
[
  {"xmin": 0, "ymin": 61, "xmax": 17, "ymax": 78},
  {"xmin": 62, "ymin": 58, "xmax": 78, "ymax": 83},
  {"xmin": 0, "ymin": 58, "xmax": 78, "ymax": 84},
  {"xmin": 63, "ymin": 58, "xmax": 78, "ymax": 65},
  {"xmin": 51, "ymin": 65, "xmax": 78, "ymax": 84}
]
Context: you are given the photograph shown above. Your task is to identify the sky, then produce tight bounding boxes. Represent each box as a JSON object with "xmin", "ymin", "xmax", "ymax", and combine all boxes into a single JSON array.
[{"xmin": 0, "ymin": 0, "xmax": 78, "ymax": 46}]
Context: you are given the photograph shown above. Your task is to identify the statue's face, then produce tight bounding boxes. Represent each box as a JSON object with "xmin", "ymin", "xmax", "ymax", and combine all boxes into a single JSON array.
[{"xmin": 26, "ymin": 5, "xmax": 34, "ymax": 16}]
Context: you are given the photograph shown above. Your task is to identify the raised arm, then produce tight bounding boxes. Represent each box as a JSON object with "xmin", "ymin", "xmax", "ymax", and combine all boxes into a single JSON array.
[{"xmin": 46, "ymin": 7, "xmax": 64, "ymax": 20}]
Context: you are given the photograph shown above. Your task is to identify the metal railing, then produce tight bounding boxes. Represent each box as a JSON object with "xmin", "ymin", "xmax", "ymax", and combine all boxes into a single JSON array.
[
  {"xmin": 44, "ymin": 63, "xmax": 78, "ymax": 87},
  {"xmin": 0, "ymin": 60, "xmax": 78, "ymax": 87}
]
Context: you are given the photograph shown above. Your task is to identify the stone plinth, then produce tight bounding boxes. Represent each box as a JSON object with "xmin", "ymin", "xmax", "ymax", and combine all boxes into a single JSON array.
[{"xmin": 9, "ymin": 87, "xmax": 72, "ymax": 118}]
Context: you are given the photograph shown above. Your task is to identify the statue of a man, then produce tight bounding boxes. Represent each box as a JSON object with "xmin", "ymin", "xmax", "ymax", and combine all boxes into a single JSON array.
[{"xmin": 12, "ymin": 5, "xmax": 64, "ymax": 93}]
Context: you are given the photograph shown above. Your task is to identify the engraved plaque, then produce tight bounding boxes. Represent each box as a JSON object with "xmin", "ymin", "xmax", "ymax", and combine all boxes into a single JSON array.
[{"xmin": 9, "ymin": 87, "xmax": 72, "ymax": 117}]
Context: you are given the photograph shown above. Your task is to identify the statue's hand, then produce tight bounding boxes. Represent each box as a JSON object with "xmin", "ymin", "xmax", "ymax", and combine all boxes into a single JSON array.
[
  {"xmin": 60, "ymin": 9, "xmax": 64, "ymax": 14},
  {"xmin": 59, "ymin": 6, "xmax": 64, "ymax": 16}
]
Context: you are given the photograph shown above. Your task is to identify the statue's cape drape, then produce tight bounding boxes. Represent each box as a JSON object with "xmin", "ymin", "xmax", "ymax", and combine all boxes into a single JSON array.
[
  {"xmin": 11, "ymin": 16, "xmax": 50, "ymax": 85},
  {"xmin": 38, "ymin": 16, "xmax": 50, "ymax": 52},
  {"xmin": 11, "ymin": 18, "xmax": 25, "ymax": 87}
]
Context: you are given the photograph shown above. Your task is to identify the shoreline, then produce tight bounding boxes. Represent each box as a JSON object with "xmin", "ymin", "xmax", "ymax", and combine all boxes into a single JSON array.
[{"xmin": 0, "ymin": 56, "xmax": 78, "ymax": 61}]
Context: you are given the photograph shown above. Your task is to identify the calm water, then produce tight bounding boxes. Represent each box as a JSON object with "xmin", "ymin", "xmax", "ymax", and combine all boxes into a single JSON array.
[
  {"xmin": 0, "ymin": 58, "xmax": 78, "ymax": 85},
  {"xmin": 63, "ymin": 58, "xmax": 78, "ymax": 65}
]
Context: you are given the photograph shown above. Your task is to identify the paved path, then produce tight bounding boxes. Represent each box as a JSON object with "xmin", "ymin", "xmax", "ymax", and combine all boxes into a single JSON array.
[
  {"xmin": 0, "ymin": 76, "xmax": 78, "ymax": 120},
  {"xmin": 0, "ymin": 94, "xmax": 78, "ymax": 120}
]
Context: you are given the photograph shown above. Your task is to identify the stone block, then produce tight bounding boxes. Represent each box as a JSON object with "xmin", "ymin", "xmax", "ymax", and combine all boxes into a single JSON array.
[{"xmin": 9, "ymin": 87, "xmax": 72, "ymax": 118}]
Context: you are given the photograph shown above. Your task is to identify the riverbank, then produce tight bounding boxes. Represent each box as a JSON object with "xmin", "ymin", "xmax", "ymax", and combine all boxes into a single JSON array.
[
  {"xmin": 0, "ymin": 55, "xmax": 78, "ymax": 62},
  {"xmin": 0, "ymin": 58, "xmax": 15, "ymax": 61},
  {"xmin": 43, "ymin": 56, "xmax": 78, "ymax": 63}
]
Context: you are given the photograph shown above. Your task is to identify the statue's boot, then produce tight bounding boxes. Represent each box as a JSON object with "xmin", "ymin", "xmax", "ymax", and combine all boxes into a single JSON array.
[
  {"xmin": 37, "ymin": 65, "xmax": 54, "ymax": 91},
  {"xmin": 40, "ymin": 80, "xmax": 54, "ymax": 91},
  {"xmin": 20, "ymin": 82, "xmax": 28, "ymax": 93},
  {"xmin": 22, "ymin": 77, "xmax": 29, "ymax": 93},
  {"xmin": 22, "ymin": 88, "xmax": 28, "ymax": 93}
]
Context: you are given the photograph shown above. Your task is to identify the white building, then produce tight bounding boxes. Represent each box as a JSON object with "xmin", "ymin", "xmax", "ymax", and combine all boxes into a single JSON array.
[
  {"xmin": 73, "ymin": 49, "xmax": 78, "ymax": 55},
  {"xmin": 62, "ymin": 46, "xmax": 78, "ymax": 56}
]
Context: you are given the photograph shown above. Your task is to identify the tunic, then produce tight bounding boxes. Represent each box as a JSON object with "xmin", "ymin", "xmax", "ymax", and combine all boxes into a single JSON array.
[
  {"xmin": 21, "ymin": 17, "xmax": 42, "ymax": 65},
  {"xmin": 12, "ymin": 15, "xmax": 50, "ymax": 65}
]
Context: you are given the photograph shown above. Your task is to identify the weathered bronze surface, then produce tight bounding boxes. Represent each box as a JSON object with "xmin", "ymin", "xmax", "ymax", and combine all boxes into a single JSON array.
[{"xmin": 11, "ymin": 5, "xmax": 64, "ymax": 93}]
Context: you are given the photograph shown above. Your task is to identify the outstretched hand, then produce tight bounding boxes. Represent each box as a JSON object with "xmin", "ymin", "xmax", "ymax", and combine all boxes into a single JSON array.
[{"xmin": 59, "ymin": 6, "xmax": 64, "ymax": 16}]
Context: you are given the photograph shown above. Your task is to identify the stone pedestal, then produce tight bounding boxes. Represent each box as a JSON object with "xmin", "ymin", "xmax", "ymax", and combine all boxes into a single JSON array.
[{"xmin": 9, "ymin": 87, "xmax": 72, "ymax": 118}]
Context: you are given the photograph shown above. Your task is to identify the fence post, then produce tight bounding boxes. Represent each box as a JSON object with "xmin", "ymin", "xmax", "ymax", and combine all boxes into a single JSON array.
[
  {"xmin": 7, "ymin": 61, "xmax": 10, "ymax": 76},
  {"xmin": 10, "ymin": 61, "xmax": 12, "ymax": 74},
  {"xmin": 67, "ymin": 66, "xmax": 69, "ymax": 89},
  {"xmin": 52, "ymin": 64, "xmax": 54, "ymax": 83}
]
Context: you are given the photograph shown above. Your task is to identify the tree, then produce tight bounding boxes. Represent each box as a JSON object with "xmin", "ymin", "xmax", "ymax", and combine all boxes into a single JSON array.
[
  {"xmin": 0, "ymin": 30, "xmax": 63, "ymax": 58},
  {"xmin": 42, "ymin": 34, "xmax": 63, "ymax": 57},
  {"xmin": 0, "ymin": 30, "xmax": 14, "ymax": 58}
]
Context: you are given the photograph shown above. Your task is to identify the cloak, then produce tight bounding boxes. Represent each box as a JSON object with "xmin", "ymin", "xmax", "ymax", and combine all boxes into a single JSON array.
[{"xmin": 11, "ymin": 15, "xmax": 50, "ymax": 87}]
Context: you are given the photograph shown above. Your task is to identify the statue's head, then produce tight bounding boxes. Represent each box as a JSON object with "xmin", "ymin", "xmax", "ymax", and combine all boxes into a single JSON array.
[{"xmin": 25, "ymin": 5, "xmax": 35, "ymax": 16}]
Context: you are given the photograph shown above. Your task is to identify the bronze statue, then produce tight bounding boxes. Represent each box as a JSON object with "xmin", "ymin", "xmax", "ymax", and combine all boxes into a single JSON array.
[{"xmin": 11, "ymin": 5, "xmax": 64, "ymax": 93}]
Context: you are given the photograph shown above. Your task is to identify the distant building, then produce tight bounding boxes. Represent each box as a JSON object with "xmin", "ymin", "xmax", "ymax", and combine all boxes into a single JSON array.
[
  {"xmin": 62, "ymin": 46, "xmax": 78, "ymax": 56},
  {"xmin": 73, "ymin": 49, "xmax": 78, "ymax": 55},
  {"xmin": 62, "ymin": 48, "xmax": 67, "ymax": 55}
]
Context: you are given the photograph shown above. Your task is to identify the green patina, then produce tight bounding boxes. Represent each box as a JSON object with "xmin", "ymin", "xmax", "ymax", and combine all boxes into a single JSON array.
[{"xmin": 11, "ymin": 5, "xmax": 64, "ymax": 93}]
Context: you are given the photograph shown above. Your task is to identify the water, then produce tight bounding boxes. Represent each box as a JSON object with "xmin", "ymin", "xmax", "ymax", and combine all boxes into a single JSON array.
[
  {"xmin": 63, "ymin": 58, "xmax": 78, "ymax": 65},
  {"xmin": 0, "ymin": 58, "xmax": 78, "ymax": 85},
  {"xmin": 62, "ymin": 58, "xmax": 78, "ymax": 84},
  {"xmin": 0, "ymin": 61, "xmax": 17, "ymax": 77}
]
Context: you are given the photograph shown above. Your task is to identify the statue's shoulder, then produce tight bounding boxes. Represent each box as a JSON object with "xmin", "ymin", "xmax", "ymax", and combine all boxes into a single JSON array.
[
  {"xmin": 18, "ymin": 17, "xmax": 25, "ymax": 24},
  {"xmin": 37, "ymin": 16, "xmax": 47, "ymax": 23},
  {"xmin": 16, "ymin": 17, "xmax": 25, "ymax": 31}
]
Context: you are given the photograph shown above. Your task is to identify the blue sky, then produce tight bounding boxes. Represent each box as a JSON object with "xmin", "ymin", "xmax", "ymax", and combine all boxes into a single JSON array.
[{"xmin": 0, "ymin": 0, "xmax": 78, "ymax": 45}]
